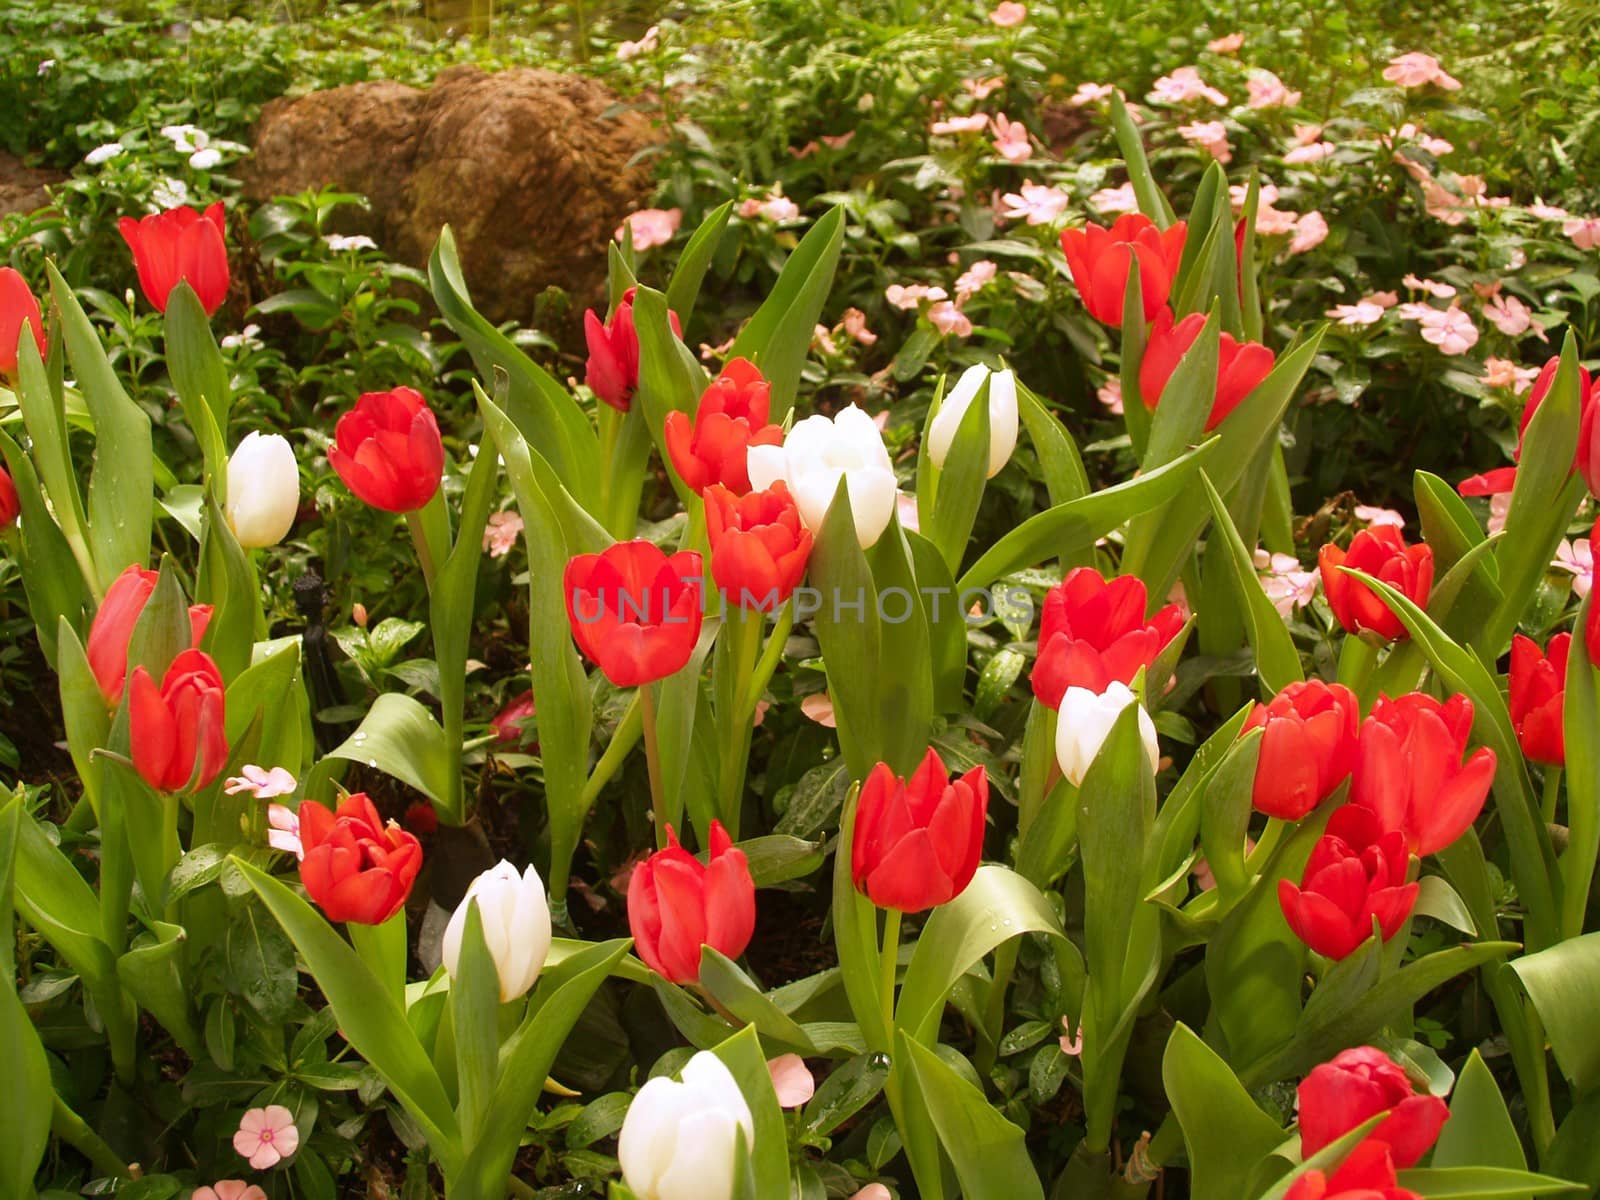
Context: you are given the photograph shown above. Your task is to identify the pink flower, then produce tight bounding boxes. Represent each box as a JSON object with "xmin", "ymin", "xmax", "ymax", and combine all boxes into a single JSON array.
[
  {"xmin": 755, "ymin": 190, "xmax": 801, "ymax": 223},
  {"xmin": 1148, "ymin": 66, "xmax": 1228, "ymax": 106},
  {"xmin": 1059, "ymin": 1016, "xmax": 1084, "ymax": 1055},
  {"xmin": 234, "ymin": 1105, "xmax": 299, "ymax": 1169},
  {"xmin": 1564, "ymin": 218, "xmax": 1600, "ymax": 251},
  {"xmin": 1383, "ymin": 52, "xmax": 1462, "ymax": 90},
  {"xmin": 1418, "ymin": 303, "xmax": 1479, "ymax": 355},
  {"xmin": 1482, "ymin": 357, "xmax": 1539, "ymax": 392},
  {"xmin": 928, "ymin": 300, "xmax": 973, "ymax": 337},
  {"xmin": 821, "ymin": 132, "xmax": 855, "ymax": 150},
  {"xmin": 1284, "ymin": 140, "xmax": 1335, "ymax": 165},
  {"xmin": 1354, "ymin": 505, "xmax": 1406, "ymax": 528},
  {"xmin": 988, "ymin": 1, "xmax": 1027, "ymax": 27},
  {"xmin": 267, "ymin": 803, "xmax": 303, "ymax": 859},
  {"xmin": 193, "ymin": 1184, "xmax": 267, "ymax": 1200},
  {"xmin": 1396, "ymin": 301, "xmax": 1437, "ymax": 322},
  {"xmin": 1393, "ymin": 123, "xmax": 1454, "ymax": 157},
  {"xmin": 1527, "ymin": 199, "xmax": 1570, "ymax": 221},
  {"xmin": 1554, "ymin": 538, "xmax": 1594, "ymax": 599},
  {"xmin": 956, "ymin": 259, "xmax": 998, "ymax": 302},
  {"xmin": 1404, "ymin": 274, "xmax": 1457, "ymax": 299},
  {"xmin": 1423, "ymin": 181, "xmax": 1469, "ymax": 225},
  {"xmin": 1097, "ymin": 377, "xmax": 1124, "ymax": 415},
  {"xmin": 851, "ymin": 1187, "xmax": 893, "ymax": 1200},
  {"xmin": 1178, "ymin": 120, "xmax": 1232, "ymax": 163},
  {"xmin": 931, "ymin": 113, "xmax": 989, "ymax": 136},
  {"xmin": 1087, "ymin": 181, "xmax": 1139, "ymax": 216},
  {"xmin": 1068, "ymin": 81, "xmax": 1115, "ymax": 107},
  {"xmin": 842, "ymin": 307, "xmax": 878, "ymax": 345},
  {"xmin": 224, "ymin": 765, "xmax": 297, "ymax": 800},
  {"xmin": 1288, "ymin": 211, "xmax": 1329, "ymax": 254},
  {"xmin": 1327, "ymin": 300, "xmax": 1386, "ymax": 327},
  {"xmin": 896, "ymin": 490, "xmax": 920, "ymax": 533},
  {"xmin": 1254, "ymin": 205, "xmax": 1300, "ymax": 236},
  {"xmin": 801, "ymin": 693, "xmax": 837, "ymax": 727},
  {"xmin": 1001, "ymin": 181, "xmax": 1070, "ymax": 225},
  {"xmin": 990, "ymin": 112, "xmax": 1033, "ymax": 161},
  {"xmin": 483, "ymin": 509, "xmax": 524, "ymax": 558},
  {"xmin": 1366, "ymin": 291, "xmax": 1399, "ymax": 308},
  {"xmin": 1207, "ymin": 32, "xmax": 1244, "ymax": 54},
  {"xmin": 617, "ymin": 25, "xmax": 659, "ymax": 60},
  {"xmin": 1488, "ymin": 492, "xmax": 1511, "ymax": 535},
  {"xmin": 1483, "ymin": 293, "xmax": 1537, "ymax": 338},
  {"xmin": 768, "ymin": 1054, "xmax": 816, "ymax": 1108},
  {"xmin": 885, "ymin": 283, "xmax": 948, "ymax": 309},
  {"xmin": 1255, "ymin": 549, "xmax": 1318, "ymax": 618},
  {"xmin": 963, "ymin": 77, "xmax": 1005, "ymax": 99},
  {"xmin": 1247, "ymin": 70, "xmax": 1301, "ymax": 109},
  {"xmin": 615, "ymin": 208, "xmax": 682, "ymax": 251},
  {"xmin": 1230, "ymin": 181, "xmax": 1280, "ymax": 212}
]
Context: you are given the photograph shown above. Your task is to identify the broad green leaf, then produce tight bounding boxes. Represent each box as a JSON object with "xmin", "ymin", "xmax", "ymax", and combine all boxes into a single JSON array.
[
  {"xmin": 807, "ymin": 480, "xmax": 884, "ymax": 778},
  {"xmin": 906, "ymin": 530, "xmax": 968, "ymax": 714},
  {"xmin": 1108, "ymin": 91, "xmax": 1177, "ymax": 226},
  {"xmin": 1162, "ymin": 1023, "xmax": 1285, "ymax": 1200},
  {"xmin": 164, "ymin": 282, "xmax": 231, "ymax": 491},
  {"xmin": 1199, "ymin": 472, "xmax": 1304, "ymax": 695},
  {"xmin": 1395, "ymin": 1167, "xmax": 1586, "ymax": 1198},
  {"xmin": 117, "ymin": 921, "xmax": 203, "ymax": 1056},
  {"xmin": 1561, "ymin": 586, "xmax": 1600, "ymax": 940},
  {"xmin": 195, "ymin": 497, "xmax": 258, "ymax": 684},
  {"xmin": 1140, "ymin": 308, "xmax": 1219, "ymax": 472},
  {"xmin": 666, "ymin": 199, "xmax": 735, "ymax": 321},
  {"xmin": 0, "ymin": 425, "xmax": 87, "ymax": 661},
  {"xmin": 699, "ymin": 948, "xmax": 817, "ymax": 1052},
  {"xmin": 866, "ymin": 517, "xmax": 935, "ymax": 775},
  {"xmin": 324, "ymin": 692, "xmax": 453, "ymax": 807},
  {"xmin": 709, "ymin": 1024, "xmax": 790, "ymax": 1200},
  {"xmin": 1017, "ymin": 381, "xmax": 1089, "ymax": 506},
  {"xmin": 926, "ymin": 371, "xmax": 992, "ymax": 572},
  {"xmin": 1432, "ymin": 1050, "xmax": 1525, "ymax": 1171},
  {"xmin": 803, "ymin": 1052, "xmax": 890, "ymax": 1137},
  {"xmin": 1508, "ymin": 932, "xmax": 1600, "ymax": 1093},
  {"xmin": 834, "ymin": 786, "xmax": 889, "ymax": 1053},
  {"xmin": 0, "ymin": 972, "xmax": 51, "ymax": 1199},
  {"xmin": 450, "ymin": 903, "xmax": 500, "ymax": 1145},
  {"xmin": 1198, "ymin": 731, "xmax": 1263, "ymax": 904},
  {"xmin": 10, "ymin": 327, "xmax": 94, "ymax": 595}
]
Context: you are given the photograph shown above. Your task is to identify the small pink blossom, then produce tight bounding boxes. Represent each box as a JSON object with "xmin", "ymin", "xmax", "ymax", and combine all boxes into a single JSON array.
[
  {"xmin": 963, "ymin": 76, "xmax": 1005, "ymax": 100},
  {"xmin": 1327, "ymin": 300, "xmax": 1386, "ymax": 327},
  {"xmin": 1554, "ymin": 538, "xmax": 1594, "ymax": 600},
  {"xmin": 821, "ymin": 132, "xmax": 856, "ymax": 150},
  {"xmin": 224, "ymin": 765, "xmax": 297, "ymax": 800},
  {"xmin": 1230, "ymin": 181, "xmax": 1279, "ymax": 212},
  {"xmin": 1392, "ymin": 123, "xmax": 1454, "ymax": 157},
  {"xmin": 351, "ymin": 602, "xmax": 368, "ymax": 628},
  {"xmin": 1284, "ymin": 140, "xmax": 1335, "ymax": 165},
  {"xmin": 1207, "ymin": 32, "xmax": 1244, "ymax": 54},
  {"xmin": 812, "ymin": 324, "xmax": 840, "ymax": 356},
  {"xmin": 842, "ymin": 307, "xmax": 878, "ymax": 345},
  {"xmin": 1527, "ymin": 199, "xmax": 1570, "ymax": 221},
  {"xmin": 897, "ymin": 490, "xmax": 920, "ymax": 533},
  {"xmin": 1059, "ymin": 1017, "xmax": 1084, "ymax": 1056},
  {"xmin": 768, "ymin": 1054, "xmax": 816, "ymax": 1108},
  {"xmin": 1423, "ymin": 181, "xmax": 1469, "ymax": 226},
  {"xmin": 1178, "ymin": 120, "xmax": 1231, "ymax": 163},
  {"xmin": 1292, "ymin": 124, "xmax": 1324, "ymax": 145},
  {"xmin": 1287, "ymin": 211, "xmax": 1329, "ymax": 254},
  {"xmin": 1383, "ymin": 52, "xmax": 1462, "ymax": 90},
  {"xmin": 1417, "ymin": 303, "xmax": 1479, "ymax": 355},
  {"xmin": 1246, "ymin": 70, "xmax": 1301, "ymax": 109},
  {"xmin": 885, "ymin": 283, "xmax": 948, "ymax": 310},
  {"xmin": 1482, "ymin": 357, "xmax": 1539, "ymax": 392},
  {"xmin": 1068, "ymin": 81, "xmax": 1115, "ymax": 107},
  {"xmin": 928, "ymin": 300, "xmax": 973, "ymax": 337},
  {"xmin": 990, "ymin": 112, "xmax": 1033, "ymax": 161},
  {"xmin": 1366, "ymin": 291, "xmax": 1399, "ymax": 308},
  {"xmin": 1564, "ymin": 218, "xmax": 1600, "ymax": 251},
  {"xmin": 745, "ymin": 189, "xmax": 801, "ymax": 223},
  {"xmin": 616, "ymin": 25, "xmax": 659, "ymax": 60},
  {"xmin": 1488, "ymin": 492, "xmax": 1512, "ymax": 536},
  {"xmin": 1396, "ymin": 301, "xmax": 1437, "ymax": 322},
  {"xmin": 1354, "ymin": 506, "xmax": 1406, "ymax": 529},
  {"xmin": 1254, "ymin": 205, "xmax": 1299, "ymax": 236},
  {"xmin": 931, "ymin": 113, "xmax": 989, "ymax": 136},
  {"xmin": 851, "ymin": 1187, "xmax": 893, "ymax": 1200},
  {"xmin": 988, "ymin": 1, "xmax": 1027, "ymax": 27},
  {"xmin": 1097, "ymin": 377, "xmax": 1124, "ymax": 415},
  {"xmin": 234, "ymin": 1105, "xmax": 299, "ymax": 1170},
  {"xmin": 1254, "ymin": 549, "xmax": 1318, "ymax": 619},
  {"xmin": 1483, "ymin": 293, "xmax": 1537, "ymax": 338},
  {"xmin": 615, "ymin": 208, "xmax": 682, "ymax": 251},
  {"xmin": 999, "ymin": 181, "xmax": 1069, "ymax": 225},
  {"xmin": 267, "ymin": 805, "xmax": 303, "ymax": 859},
  {"xmin": 801, "ymin": 693, "xmax": 837, "ymax": 727},
  {"xmin": 956, "ymin": 260, "xmax": 999, "ymax": 302},
  {"xmin": 1148, "ymin": 66, "xmax": 1228, "ymax": 106},
  {"xmin": 1087, "ymin": 181, "xmax": 1139, "ymax": 216},
  {"xmin": 193, "ymin": 1184, "xmax": 267, "ymax": 1200},
  {"xmin": 1404, "ymin": 274, "xmax": 1457, "ymax": 299},
  {"xmin": 483, "ymin": 510, "xmax": 524, "ymax": 558}
]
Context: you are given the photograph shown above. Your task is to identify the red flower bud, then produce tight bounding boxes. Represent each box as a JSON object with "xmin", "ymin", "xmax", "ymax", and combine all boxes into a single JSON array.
[
  {"xmin": 86, "ymin": 564, "xmax": 213, "ymax": 704},
  {"xmin": 1284, "ymin": 1138, "xmax": 1423, "ymax": 1200},
  {"xmin": 1059, "ymin": 214, "xmax": 1186, "ymax": 327},
  {"xmin": 117, "ymin": 202, "xmax": 229, "ymax": 315},
  {"xmin": 1297, "ymin": 1045, "xmax": 1450, "ymax": 1169},
  {"xmin": 584, "ymin": 286, "xmax": 681, "ymax": 413},
  {"xmin": 1278, "ymin": 806, "xmax": 1419, "ymax": 960},
  {"xmin": 0, "ymin": 466, "xmax": 19, "ymax": 527},
  {"xmin": 664, "ymin": 357, "xmax": 785, "ymax": 494},
  {"xmin": 1031, "ymin": 567, "xmax": 1186, "ymax": 709},
  {"xmin": 1319, "ymin": 526, "xmax": 1433, "ymax": 642},
  {"xmin": 563, "ymin": 540, "xmax": 704, "ymax": 687},
  {"xmin": 1510, "ymin": 633, "xmax": 1569, "ymax": 766},
  {"xmin": 852, "ymin": 748, "xmax": 988, "ymax": 913},
  {"xmin": 704, "ymin": 482, "xmax": 813, "ymax": 611},
  {"xmin": 128, "ymin": 648, "xmax": 228, "ymax": 792},
  {"xmin": 627, "ymin": 820, "xmax": 755, "ymax": 984},
  {"xmin": 0, "ymin": 267, "xmax": 47, "ymax": 380},
  {"xmin": 1242, "ymin": 680, "xmax": 1361, "ymax": 819},
  {"xmin": 1350, "ymin": 692, "xmax": 1495, "ymax": 855},
  {"xmin": 1138, "ymin": 308, "xmax": 1275, "ymax": 431},
  {"xmin": 298, "ymin": 793, "xmax": 423, "ymax": 925},
  {"xmin": 490, "ymin": 689, "xmax": 537, "ymax": 745},
  {"xmin": 328, "ymin": 387, "xmax": 445, "ymax": 513}
]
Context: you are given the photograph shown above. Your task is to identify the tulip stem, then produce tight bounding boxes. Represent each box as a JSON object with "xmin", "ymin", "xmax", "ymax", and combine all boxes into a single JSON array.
[
  {"xmin": 404, "ymin": 510, "xmax": 438, "ymax": 589},
  {"xmin": 639, "ymin": 682, "xmax": 669, "ymax": 848},
  {"xmin": 1335, "ymin": 633, "xmax": 1379, "ymax": 703},
  {"xmin": 879, "ymin": 907, "xmax": 902, "ymax": 1039},
  {"xmin": 1540, "ymin": 766, "xmax": 1562, "ymax": 825}
]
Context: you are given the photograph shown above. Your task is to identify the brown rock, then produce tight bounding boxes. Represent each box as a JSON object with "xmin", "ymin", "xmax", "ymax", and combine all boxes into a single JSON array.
[
  {"xmin": 0, "ymin": 151, "xmax": 66, "ymax": 221},
  {"xmin": 245, "ymin": 65, "xmax": 659, "ymax": 327}
]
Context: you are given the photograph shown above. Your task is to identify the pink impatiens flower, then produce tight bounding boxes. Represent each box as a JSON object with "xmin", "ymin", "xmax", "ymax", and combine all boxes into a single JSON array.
[
  {"xmin": 1354, "ymin": 505, "xmax": 1406, "ymax": 528},
  {"xmin": 885, "ymin": 283, "xmax": 948, "ymax": 310},
  {"xmin": 801, "ymin": 692, "xmax": 837, "ymax": 727},
  {"xmin": 483, "ymin": 509, "xmax": 524, "ymax": 558},
  {"xmin": 1403, "ymin": 274, "xmax": 1457, "ymax": 299},
  {"xmin": 193, "ymin": 1184, "xmax": 267, "ymax": 1200},
  {"xmin": 224, "ymin": 765, "xmax": 297, "ymax": 800},
  {"xmin": 1417, "ymin": 303, "xmax": 1479, "ymax": 355},
  {"xmin": 1087, "ymin": 181, "xmax": 1139, "ymax": 216},
  {"xmin": 1283, "ymin": 140, "xmax": 1335, "ymax": 165},
  {"xmin": 1000, "ymin": 180, "xmax": 1069, "ymax": 224},
  {"xmin": 1554, "ymin": 538, "xmax": 1594, "ymax": 600},
  {"xmin": 615, "ymin": 208, "xmax": 682, "ymax": 251},
  {"xmin": 1327, "ymin": 300, "xmax": 1386, "ymax": 327},
  {"xmin": 1527, "ymin": 199, "xmax": 1570, "ymax": 221},
  {"xmin": 1068, "ymin": 81, "xmax": 1115, "ymax": 106},
  {"xmin": 234, "ymin": 1105, "xmax": 299, "ymax": 1169},
  {"xmin": 1482, "ymin": 293, "xmax": 1537, "ymax": 338},
  {"xmin": 1254, "ymin": 204, "xmax": 1300, "ymax": 236},
  {"xmin": 1230, "ymin": 180, "xmax": 1279, "ymax": 212},
  {"xmin": 956, "ymin": 259, "xmax": 998, "ymax": 302},
  {"xmin": 1246, "ymin": 70, "xmax": 1301, "ymax": 109},
  {"xmin": 267, "ymin": 805, "xmax": 303, "ymax": 859},
  {"xmin": 988, "ymin": 1, "xmax": 1027, "ymax": 26},
  {"xmin": 1392, "ymin": 123, "xmax": 1454, "ymax": 157},
  {"xmin": 1097, "ymin": 377, "xmax": 1124, "ymax": 415},
  {"xmin": 1207, "ymin": 32, "xmax": 1244, "ymax": 54},
  {"xmin": 841, "ymin": 307, "xmax": 878, "ymax": 345},
  {"xmin": 963, "ymin": 76, "xmax": 1004, "ymax": 100},
  {"xmin": 1254, "ymin": 549, "xmax": 1318, "ymax": 619},
  {"xmin": 768, "ymin": 1054, "xmax": 817, "ymax": 1108},
  {"xmin": 1148, "ymin": 66, "xmax": 1228, "ymax": 106},
  {"xmin": 1564, "ymin": 218, "xmax": 1600, "ymax": 251},
  {"xmin": 1288, "ymin": 211, "xmax": 1329, "ymax": 254},
  {"xmin": 928, "ymin": 300, "xmax": 973, "ymax": 337},
  {"xmin": 1178, "ymin": 120, "xmax": 1232, "ymax": 163},
  {"xmin": 990, "ymin": 112, "xmax": 1033, "ymax": 161},
  {"xmin": 1383, "ymin": 52, "xmax": 1462, "ymax": 90},
  {"xmin": 931, "ymin": 112, "xmax": 989, "ymax": 136},
  {"xmin": 1481, "ymin": 357, "xmax": 1539, "ymax": 392}
]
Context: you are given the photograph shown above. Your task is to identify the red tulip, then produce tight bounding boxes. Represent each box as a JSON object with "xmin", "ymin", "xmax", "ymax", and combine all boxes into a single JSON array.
[
  {"xmin": 128, "ymin": 648, "xmax": 228, "ymax": 792},
  {"xmin": 664, "ymin": 357, "xmax": 785, "ymax": 495},
  {"xmin": 490, "ymin": 689, "xmax": 537, "ymax": 745},
  {"xmin": 1297, "ymin": 1045, "xmax": 1450, "ymax": 1169},
  {"xmin": 584, "ymin": 286, "xmax": 682, "ymax": 412},
  {"xmin": 1279, "ymin": 805, "xmax": 1418, "ymax": 960},
  {"xmin": 86, "ymin": 564, "xmax": 213, "ymax": 704},
  {"xmin": 852, "ymin": 747, "xmax": 988, "ymax": 913},
  {"xmin": 1031, "ymin": 567, "xmax": 1186, "ymax": 709},
  {"xmin": 627, "ymin": 820, "xmax": 756, "ymax": 984},
  {"xmin": 0, "ymin": 267, "xmax": 46, "ymax": 379},
  {"xmin": 1319, "ymin": 526, "xmax": 1433, "ymax": 642},
  {"xmin": 1060, "ymin": 214, "xmax": 1186, "ymax": 327},
  {"xmin": 1349, "ymin": 692, "xmax": 1495, "ymax": 856},
  {"xmin": 298, "ymin": 793, "xmax": 423, "ymax": 925},
  {"xmin": 117, "ymin": 202, "xmax": 229, "ymax": 315},
  {"xmin": 0, "ymin": 466, "xmax": 18, "ymax": 527},
  {"xmin": 1456, "ymin": 360, "xmax": 1599, "ymax": 499},
  {"xmin": 1242, "ymin": 680, "xmax": 1361, "ymax": 819},
  {"xmin": 704, "ymin": 482, "xmax": 813, "ymax": 611},
  {"xmin": 564, "ymin": 540, "xmax": 704, "ymax": 687},
  {"xmin": 1138, "ymin": 308, "xmax": 1275, "ymax": 431},
  {"xmin": 1284, "ymin": 1139, "xmax": 1422, "ymax": 1200},
  {"xmin": 328, "ymin": 387, "xmax": 445, "ymax": 513},
  {"xmin": 1510, "ymin": 633, "xmax": 1569, "ymax": 766}
]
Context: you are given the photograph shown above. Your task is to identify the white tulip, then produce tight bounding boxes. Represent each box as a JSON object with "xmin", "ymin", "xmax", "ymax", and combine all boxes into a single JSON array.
[
  {"xmin": 927, "ymin": 364, "xmax": 1019, "ymax": 478},
  {"xmin": 441, "ymin": 861, "xmax": 553, "ymax": 1003},
  {"xmin": 225, "ymin": 432, "xmax": 299, "ymax": 549},
  {"xmin": 748, "ymin": 404, "xmax": 898, "ymax": 548},
  {"xmin": 619, "ymin": 1050, "xmax": 755, "ymax": 1200},
  {"xmin": 1054, "ymin": 682, "xmax": 1159, "ymax": 787}
]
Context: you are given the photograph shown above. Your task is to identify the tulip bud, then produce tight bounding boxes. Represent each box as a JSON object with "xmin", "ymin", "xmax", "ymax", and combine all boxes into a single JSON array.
[
  {"xmin": 1283, "ymin": 1139, "xmax": 1419, "ymax": 1200},
  {"xmin": 628, "ymin": 821, "xmax": 755, "ymax": 984},
  {"xmin": 0, "ymin": 466, "xmax": 18, "ymax": 528},
  {"xmin": 117, "ymin": 202, "xmax": 230, "ymax": 315},
  {"xmin": 1278, "ymin": 806, "xmax": 1418, "ymax": 961},
  {"xmin": 1139, "ymin": 308, "xmax": 1275, "ymax": 430},
  {"xmin": 563, "ymin": 541, "xmax": 704, "ymax": 688},
  {"xmin": 0, "ymin": 266, "xmax": 46, "ymax": 380},
  {"xmin": 748, "ymin": 404, "xmax": 898, "ymax": 548},
  {"xmin": 1053, "ymin": 682, "xmax": 1159, "ymax": 787},
  {"xmin": 1059, "ymin": 214, "xmax": 1186, "ymax": 328},
  {"xmin": 852, "ymin": 748, "xmax": 988, "ymax": 913},
  {"xmin": 618, "ymin": 1050, "xmax": 755, "ymax": 1200},
  {"xmin": 298, "ymin": 793, "xmax": 422, "ymax": 925},
  {"xmin": 664, "ymin": 357, "xmax": 783, "ymax": 494},
  {"xmin": 1296, "ymin": 1045, "xmax": 1450, "ymax": 1169},
  {"xmin": 225, "ymin": 432, "xmax": 299, "ymax": 548},
  {"xmin": 1031, "ymin": 567, "xmax": 1185, "ymax": 709},
  {"xmin": 1510, "ymin": 633, "xmax": 1568, "ymax": 766},
  {"xmin": 441, "ymin": 860, "xmax": 553, "ymax": 1003},
  {"xmin": 927, "ymin": 364, "xmax": 1020, "ymax": 478},
  {"xmin": 1318, "ymin": 526, "xmax": 1433, "ymax": 643},
  {"xmin": 86, "ymin": 564, "xmax": 213, "ymax": 705},
  {"xmin": 705, "ymin": 482, "xmax": 813, "ymax": 611},
  {"xmin": 328, "ymin": 387, "xmax": 445, "ymax": 514},
  {"xmin": 129, "ymin": 648, "xmax": 229, "ymax": 792},
  {"xmin": 1242, "ymin": 680, "xmax": 1361, "ymax": 819}
]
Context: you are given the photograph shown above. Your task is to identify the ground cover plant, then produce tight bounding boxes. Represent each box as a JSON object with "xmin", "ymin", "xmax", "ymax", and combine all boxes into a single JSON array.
[{"xmin": 3, "ymin": 1, "xmax": 1600, "ymax": 1198}]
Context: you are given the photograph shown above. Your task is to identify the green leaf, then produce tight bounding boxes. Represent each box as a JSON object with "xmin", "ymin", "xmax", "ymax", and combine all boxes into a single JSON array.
[
  {"xmin": 1508, "ymin": 932, "xmax": 1600, "ymax": 1093},
  {"xmin": 1561, "ymin": 586, "xmax": 1600, "ymax": 941},
  {"xmin": 666, "ymin": 200, "xmax": 734, "ymax": 321},
  {"xmin": 1141, "ymin": 308, "xmax": 1219, "ymax": 473},
  {"xmin": 1198, "ymin": 731, "xmax": 1263, "ymax": 904},
  {"xmin": 926, "ymin": 371, "xmax": 991, "ymax": 572},
  {"xmin": 195, "ymin": 496, "xmax": 258, "ymax": 684},
  {"xmin": 709, "ymin": 1024, "xmax": 790, "ymax": 1200},
  {"xmin": 1199, "ymin": 472, "xmax": 1304, "ymax": 695},
  {"xmin": 10, "ymin": 326, "xmax": 94, "ymax": 595},
  {"xmin": 803, "ymin": 1052, "xmax": 890, "ymax": 1137},
  {"xmin": 118, "ymin": 921, "xmax": 203, "ymax": 1055},
  {"xmin": 834, "ymin": 785, "xmax": 889, "ymax": 1053},
  {"xmin": 324, "ymin": 692, "xmax": 453, "ymax": 807},
  {"xmin": 1432, "ymin": 1049, "xmax": 1525, "ymax": 1171},
  {"xmin": 699, "ymin": 947, "xmax": 817, "ymax": 1052},
  {"xmin": 1108, "ymin": 91, "xmax": 1176, "ymax": 227},
  {"xmin": 450, "ymin": 901, "xmax": 500, "ymax": 1145},
  {"xmin": 1162, "ymin": 1023, "xmax": 1285, "ymax": 1200},
  {"xmin": 0, "ymin": 972, "xmax": 51, "ymax": 1200},
  {"xmin": 807, "ymin": 481, "xmax": 883, "ymax": 778},
  {"xmin": 164, "ymin": 281, "xmax": 231, "ymax": 492},
  {"xmin": 1017, "ymin": 381, "xmax": 1089, "ymax": 506},
  {"xmin": 0, "ymin": 426, "xmax": 88, "ymax": 662},
  {"xmin": 899, "ymin": 1033, "xmax": 1045, "ymax": 1200},
  {"xmin": 1395, "ymin": 1167, "xmax": 1586, "ymax": 1198}
]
